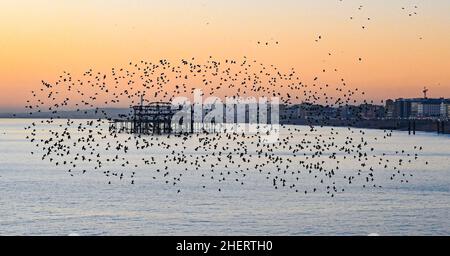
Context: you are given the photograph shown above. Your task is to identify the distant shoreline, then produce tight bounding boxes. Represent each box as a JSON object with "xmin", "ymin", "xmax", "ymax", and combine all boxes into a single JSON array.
[{"xmin": 1, "ymin": 116, "xmax": 448, "ymax": 135}]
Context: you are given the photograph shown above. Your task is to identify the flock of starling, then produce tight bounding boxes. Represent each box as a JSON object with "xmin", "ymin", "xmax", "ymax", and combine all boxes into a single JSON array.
[
  {"xmin": 21, "ymin": 2, "xmax": 427, "ymax": 196},
  {"xmin": 22, "ymin": 56, "xmax": 425, "ymax": 197}
]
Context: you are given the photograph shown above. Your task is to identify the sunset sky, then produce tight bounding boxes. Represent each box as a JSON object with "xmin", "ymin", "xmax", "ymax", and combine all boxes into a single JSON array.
[{"xmin": 1, "ymin": 0, "xmax": 449, "ymax": 112}]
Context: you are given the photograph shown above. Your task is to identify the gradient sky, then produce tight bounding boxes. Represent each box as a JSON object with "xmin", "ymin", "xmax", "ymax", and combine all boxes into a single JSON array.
[{"xmin": 1, "ymin": 0, "xmax": 449, "ymax": 112}]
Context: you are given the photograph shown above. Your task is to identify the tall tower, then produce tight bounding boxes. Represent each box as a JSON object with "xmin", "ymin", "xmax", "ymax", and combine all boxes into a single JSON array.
[{"xmin": 423, "ymin": 87, "xmax": 429, "ymax": 99}]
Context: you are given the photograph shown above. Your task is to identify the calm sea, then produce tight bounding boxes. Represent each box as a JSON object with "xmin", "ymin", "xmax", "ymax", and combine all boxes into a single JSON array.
[{"xmin": 0, "ymin": 119, "xmax": 449, "ymax": 235}]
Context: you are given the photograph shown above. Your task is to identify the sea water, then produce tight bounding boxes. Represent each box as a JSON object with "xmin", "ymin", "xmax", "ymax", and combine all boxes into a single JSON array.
[{"xmin": 0, "ymin": 119, "xmax": 449, "ymax": 235}]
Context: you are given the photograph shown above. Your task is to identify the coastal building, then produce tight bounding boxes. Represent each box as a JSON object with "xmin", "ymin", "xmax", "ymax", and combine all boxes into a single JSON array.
[
  {"xmin": 410, "ymin": 101, "xmax": 420, "ymax": 117},
  {"xmin": 388, "ymin": 98, "xmax": 450, "ymax": 119},
  {"xmin": 393, "ymin": 98, "xmax": 412, "ymax": 118},
  {"xmin": 417, "ymin": 100, "xmax": 442, "ymax": 118},
  {"xmin": 385, "ymin": 99, "xmax": 395, "ymax": 119},
  {"xmin": 441, "ymin": 103, "xmax": 450, "ymax": 119},
  {"xmin": 359, "ymin": 104, "xmax": 385, "ymax": 119}
]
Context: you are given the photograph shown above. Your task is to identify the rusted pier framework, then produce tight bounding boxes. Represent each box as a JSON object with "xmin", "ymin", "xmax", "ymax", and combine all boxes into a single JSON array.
[
  {"xmin": 109, "ymin": 102, "xmax": 182, "ymax": 135},
  {"xmin": 109, "ymin": 102, "xmax": 276, "ymax": 135}
]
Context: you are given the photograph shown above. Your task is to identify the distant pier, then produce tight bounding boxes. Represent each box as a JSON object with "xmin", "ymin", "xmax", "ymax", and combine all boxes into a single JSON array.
[
  {"xmin": 109, "ymin": 101, "xmax": 276, "ymax": 135},
  {"xmin": 109, "ymin": 102, "xmax": 185, "ymax": 135}
]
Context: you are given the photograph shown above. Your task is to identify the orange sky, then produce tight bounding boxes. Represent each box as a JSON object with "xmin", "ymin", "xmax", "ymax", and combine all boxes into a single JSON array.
[{"xmin": 1, "ymin": 0, "xmax": 449, "ymax": 112}]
